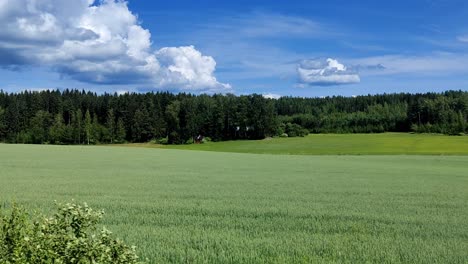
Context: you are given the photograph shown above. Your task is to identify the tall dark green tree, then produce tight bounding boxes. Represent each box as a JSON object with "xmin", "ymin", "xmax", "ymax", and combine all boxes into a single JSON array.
[
  {"xmin": 131, "ymin": 107, "xmax": 152, "ymax": 143},
  {"xmin": 249, "ymin": 95, "xmax": 277, "ymax": 139},
  {"xmin": 6, "ymin": 98, "xmax": 21, "ymax": 141},
  {"xmin": 179, "ymin": 98, "xmax": 199, "ymax": 142},
  {"xmin": 0, "ymin": 89, "xmax": 467, "ymax": 145},
  {"xmin": 165, "ymin": 100, "xmax": 181, "ymax": 144}
]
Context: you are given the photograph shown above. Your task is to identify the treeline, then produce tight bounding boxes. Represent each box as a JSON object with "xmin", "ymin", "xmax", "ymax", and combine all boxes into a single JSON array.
[
  {"xmin": 276, "ymin": 91, "xmax": 467, "ymax": 134},
  {"xmin": 0, "ymin": 90, "xmax": 466, "ymax": 145}
]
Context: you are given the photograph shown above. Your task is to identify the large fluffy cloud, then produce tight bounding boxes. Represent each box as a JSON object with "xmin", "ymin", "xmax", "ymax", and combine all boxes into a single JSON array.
[
  {"xmin": 155, "ymin": 46, "xmax": 230, "ymax": 91},
  {"xmin": 297, "ymin": 58, "xmax": 360, "ymax": 86},
  {"xmin": 0, "ymin": 0, "xmax": 229, "ymax": 91}
]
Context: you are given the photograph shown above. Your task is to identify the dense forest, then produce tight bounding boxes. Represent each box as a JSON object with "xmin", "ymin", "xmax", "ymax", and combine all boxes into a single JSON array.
[{"xmin": 0, "ymin": 90, "xmax": 466, "ymax": 145}]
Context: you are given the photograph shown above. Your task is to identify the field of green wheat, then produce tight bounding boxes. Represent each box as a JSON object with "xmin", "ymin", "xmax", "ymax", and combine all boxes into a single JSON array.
[{"xmin": 1, "ymin": 142, "xmax": 467, "ymax": 263}]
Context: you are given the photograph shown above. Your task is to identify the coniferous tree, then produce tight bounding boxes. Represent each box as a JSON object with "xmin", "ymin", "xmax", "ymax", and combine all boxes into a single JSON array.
[
  {"xmin": 132, "ymin": 107, "xmax": 152, "ymax": 143},
  {"xmin": 165, "ymin": 100, "xmax": 181, "ymax": 144},
  {"xmin": 6, "ymin": 98, "xmax": 21, "ymax": 141},
  {"xmin": 0, "ymin": 90, "xmax": 467, "ymax": 144}
]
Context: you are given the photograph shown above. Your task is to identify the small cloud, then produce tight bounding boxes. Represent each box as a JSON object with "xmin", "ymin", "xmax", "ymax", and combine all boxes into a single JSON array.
[
  {"xmin": 349, "ymin": 53, "xmax": 468, "ymax": 76},
  {"xmin": 294, "ymin": 83, "xmax": 307, "ymax": 88},
  {"xmin": 351, "ymin": 64, "xmax": 386, "ymax": 71},
  {"xmin": 262, "ymin": 93, "xmax": 282, "ymax": 99},
  {"xmin": 239, "ymin": 13, "xmax": 322, "ymax": 39},
  {"xmin": 458, "ymin": 35, "xmax": 468, "ymax": 43},
  {"xmin": 297, "ymin": 58, "xmax": 360, "ymax": 86},
  {"xmin": 116, "ymin": 90, "xmax": 129, "ymax": 95}
]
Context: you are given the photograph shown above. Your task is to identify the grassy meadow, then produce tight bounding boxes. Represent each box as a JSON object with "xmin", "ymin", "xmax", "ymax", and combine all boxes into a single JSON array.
[
  {"xmin": 160, "ymin": 133, "xmax": 468, "ymax": 155},
  {"xmin": 1, "ymin": 142, "xmax": 467, "ymax": 263}
]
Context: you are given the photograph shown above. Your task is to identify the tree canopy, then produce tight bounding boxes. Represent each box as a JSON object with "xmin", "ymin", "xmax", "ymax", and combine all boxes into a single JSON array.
[{"xmin": 0, "ymin": 89, "xmax": 466, "ymax": 144}]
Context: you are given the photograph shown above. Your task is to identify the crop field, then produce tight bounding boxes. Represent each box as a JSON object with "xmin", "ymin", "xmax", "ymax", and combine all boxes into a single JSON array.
[
  {"xmin": 161, "ymin": 133, "xmax": 468, "ymax": 155},
  {"xmin": 1, "ymin": 143, "xmax": 468, "ymax": 263}
]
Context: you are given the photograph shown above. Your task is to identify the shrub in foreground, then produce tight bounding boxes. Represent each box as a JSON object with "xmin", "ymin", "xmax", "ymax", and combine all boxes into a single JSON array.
[{"xmin": 0, "ymin": 202, "xmax": 143, "ymax": 264}]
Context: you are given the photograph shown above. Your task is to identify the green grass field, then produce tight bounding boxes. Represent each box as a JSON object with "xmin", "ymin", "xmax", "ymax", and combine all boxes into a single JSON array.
[
  {"xmin": 1, "ymin": 142, "xmax": 467, "ymax": 263},
  {"xmin": 158, "ymin": 133, "xmax": 468, "ymax": 155}
]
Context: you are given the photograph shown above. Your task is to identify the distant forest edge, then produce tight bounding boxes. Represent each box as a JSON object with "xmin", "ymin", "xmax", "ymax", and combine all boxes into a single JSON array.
[{"xmin": 0, "ymin": 90, "xmax": 467, "ymax": 145}]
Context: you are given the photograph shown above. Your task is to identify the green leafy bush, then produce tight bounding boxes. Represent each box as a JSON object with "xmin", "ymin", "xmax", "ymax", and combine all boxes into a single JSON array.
[
  {"xmin": 157, "ymin": 137, "xmax": 169, "ymax": 144},
  {"xmin": 0, "ymin": 202, "xmax": 143, "ymax": 264},
  {"xmin": 284, "ymin": 123, "xmax": 309, "ymax": 137}
]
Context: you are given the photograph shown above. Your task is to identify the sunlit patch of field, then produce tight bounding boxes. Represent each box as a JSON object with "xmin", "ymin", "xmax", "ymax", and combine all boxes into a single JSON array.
[{"xmin": 160, "ymin": 133, "xmax": 468, "ymax": 155}]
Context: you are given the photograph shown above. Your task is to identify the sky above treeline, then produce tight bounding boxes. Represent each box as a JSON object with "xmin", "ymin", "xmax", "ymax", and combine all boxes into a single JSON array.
[{"xmin": 1, "ymin": 0, "xmax": 468, "ymax": 97}]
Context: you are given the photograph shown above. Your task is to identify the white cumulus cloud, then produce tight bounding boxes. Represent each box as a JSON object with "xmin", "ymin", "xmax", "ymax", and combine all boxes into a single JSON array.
[
  {"xmin": 297, "ymin": 58, "xmax": 360, "ymax": 86},
  {"xmin": 0, "ymin": 0, "xmax": 229, "ymax": 91},
  {"xmin": 155, "ymin": 46, "xmax": 231, "ymax": 91}
]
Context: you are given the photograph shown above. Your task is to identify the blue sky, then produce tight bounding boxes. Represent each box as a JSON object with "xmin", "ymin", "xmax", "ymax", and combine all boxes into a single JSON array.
[{"xmin": 1, "ymin": 0, "xmax": 468, "ymax": 97}]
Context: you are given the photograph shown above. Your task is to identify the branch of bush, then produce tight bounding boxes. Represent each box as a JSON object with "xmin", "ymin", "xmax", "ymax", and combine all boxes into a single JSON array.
[{"xmin": 0, "ymin": 201, "xmax": 144, "ymax": 263}]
